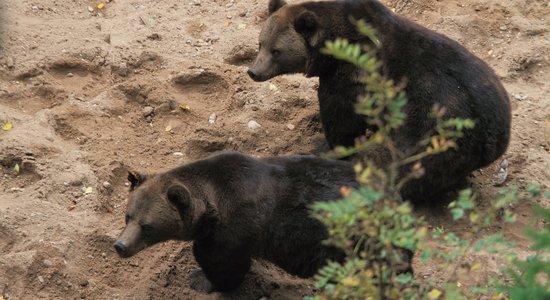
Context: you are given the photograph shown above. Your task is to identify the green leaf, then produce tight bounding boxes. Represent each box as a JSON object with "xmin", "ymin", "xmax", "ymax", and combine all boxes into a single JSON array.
[
  {"xmin": 450, "ymin": 208, "xmax": 464, "ymax": 220},
  {"xmin": 527, "ymin": 184, "xmax": 541, "ymax": 198}
]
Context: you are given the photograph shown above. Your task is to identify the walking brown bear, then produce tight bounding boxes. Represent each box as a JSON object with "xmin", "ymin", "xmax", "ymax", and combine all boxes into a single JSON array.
[
  {"xmin": 248, "ymin": 0, "xmax": 511, "ymax": 203},
  {"xmin": 114, "ymin": 152, "xmax": 412, "ymax": 292}
]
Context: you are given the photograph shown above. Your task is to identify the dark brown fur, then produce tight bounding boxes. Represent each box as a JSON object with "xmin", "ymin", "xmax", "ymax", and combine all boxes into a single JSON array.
[
  {"xmin": 115, "ymin": 152, "xmax": 414, "ymax": 292},
  {"xmin": 249, "ymin": 0, "xmax": 511, "ymax": 203}
]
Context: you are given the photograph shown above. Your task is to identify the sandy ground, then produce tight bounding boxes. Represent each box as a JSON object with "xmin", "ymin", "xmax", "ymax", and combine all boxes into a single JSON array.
[{"xmin": 0, "ymin": 0, "xmax": 548, "ymax": 299}]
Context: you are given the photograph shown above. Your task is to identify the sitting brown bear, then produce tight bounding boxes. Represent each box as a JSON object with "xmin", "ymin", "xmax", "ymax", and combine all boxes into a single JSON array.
[
  {"xmin": 114, "ymin": 152, "xmax": 412, "ymax": 292},
  {"xmin": 248, "ymin": 0, "xmax": 511, "ymax": 203}
]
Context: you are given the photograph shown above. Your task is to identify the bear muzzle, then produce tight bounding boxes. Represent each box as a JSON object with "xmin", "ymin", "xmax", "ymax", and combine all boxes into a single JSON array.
[
  {"xmin": 247, "ymin": 68, "xmax": 268, "ymax": 82},
  {"xmin": 114, "ymin": 240, "xmax": 131, "ymax": 258}
]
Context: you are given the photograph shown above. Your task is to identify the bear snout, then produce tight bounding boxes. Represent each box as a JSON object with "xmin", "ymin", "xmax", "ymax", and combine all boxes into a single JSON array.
[
  {"xmin": 114, "ymin": 241, "xmax": 130, "ymax": 257},
  {"xmin": 247, "ymin": 68, "xmax": 263, "ymax": 82}
]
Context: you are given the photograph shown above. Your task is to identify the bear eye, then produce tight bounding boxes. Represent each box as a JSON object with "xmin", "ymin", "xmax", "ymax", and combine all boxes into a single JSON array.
[
  {"xmin": 141, "ymin": 224, "xmax": 154, "ymax": 233},
  {"xmin": 272, "ymin": 49, "xmax": 281, "ymax": 57}
]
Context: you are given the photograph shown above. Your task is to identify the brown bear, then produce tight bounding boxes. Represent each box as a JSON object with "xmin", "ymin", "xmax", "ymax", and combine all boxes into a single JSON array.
[
  {"xmin": 248, "ymin": 0, "xmax": 511, "ymax": 203},
  {"xmin": 114, "ymin": 152, "xmax": 412, "ymax": 292}
]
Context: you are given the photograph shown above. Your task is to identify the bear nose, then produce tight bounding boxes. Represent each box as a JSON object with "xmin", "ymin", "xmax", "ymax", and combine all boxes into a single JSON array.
[
  {"xmin": 247, "ymin": 68, "xmax": 260, "ymax": 81},
  {"xmin": 114, "ymin": 241, "xmax": 127, "ymax": 255}
]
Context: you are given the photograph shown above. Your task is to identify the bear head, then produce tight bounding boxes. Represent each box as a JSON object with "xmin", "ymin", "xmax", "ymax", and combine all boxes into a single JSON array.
[
  {"xmin": 248, "ymin": 0, "xmax": 327, "ymax": 81},
  {"xmin": 114, "ymin": 170, "xmax": 205, "ymax": 258}
]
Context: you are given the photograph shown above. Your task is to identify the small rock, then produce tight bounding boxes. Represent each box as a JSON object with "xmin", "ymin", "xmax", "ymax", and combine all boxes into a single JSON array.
[
  {"xmin": 286, "ymin": 124, "xmax": 295, "ymax": 130},
  {"xmin": 88, "ymin": 6, "xmax": 94, "ymax": 12},
  {"xmin": 142, "ymin": 106, "xmax": 154, "ymax": 117},
  {"xmin": 38, "ymin": 276, "xmax": 44, "ymax": 283},
  {"xmin": 247, "ymin": 120, "xmax": 261, "ymax": 130},
  {"xmin": 173, "ymin": 152, "xmax": 184, "ymax": 156},
  {"xmin": 101, "ymin": 252, "xmax": 106, "ymax": 258},
  {"xmin": 147, "ymin": 33, "xmax": 161, "ymax": 41},
  {"xmin": 102, "ymin": 33, "xmax": 111, "ymax": 44},
  {"xmin": 66, "ymin": 72, "xmax": 74, "ymax": 77},
  {"xmin": 494, "ymin": 159, "xmax": 509, "ymax": 186},
  {"xmin": 512, "ymin": 93, "xmax": 527, "ymax": 101},
  {"xmin": 208, "ymin": 113, "xmax": 217, "ymax": 124},
  {"xmin": 155, "ymin": 101, "xmax": 177, "ymax": 113},
  {"xmin": 5, "ymin": 57, "xmax": 14, "ymax": 69},
  {"xmin": 499, "ymin": 25, "xmax": 507, "ymax": 31},
  {"xmin": 43, "ymin": 259, "xmax": 53, "ymax": 267},
  {"xmin": 111, "ymin": 62, "xmax": 129, "ymax": 76},
  {"xmin": 129, "ymin": 261, "xmax": 139, "ymax": 267},
  {"xmin": 32, "ymin": 5, "xmax": 39, "ymax": 11},
  {"xmin": 80, "ymin": 279, "xmax": 89, "ymax": 287},
  {"xmin": 102, "ymin": 181, "xmax": 112, "ymax": 190}
]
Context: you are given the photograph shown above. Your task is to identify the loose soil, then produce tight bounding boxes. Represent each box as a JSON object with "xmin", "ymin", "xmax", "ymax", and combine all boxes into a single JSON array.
[{"xmin": 0, "ymin": 0, "xmax": 548, "ymax": 299}]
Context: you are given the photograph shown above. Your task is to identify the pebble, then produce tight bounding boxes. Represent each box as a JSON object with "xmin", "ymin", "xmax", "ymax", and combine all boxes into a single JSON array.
[
  {"xmin": 102, "ymin": 33, "xmax": 111, "ymax": 44},
  {"xmin": 247, "ymin": 120, "xmax": 261, "ymax": 130},
  {"xmin": 286, "ymin": 124, "xmax": 295, "ymax": 130},
  {"xmin": 88, "ymin": 6, "xmax": 94, "ymax": 12},
  {"xmin": 142, "ymin": 106, "xmax": 154, "ymax": 117},
  {"xmin": 38, "ymin": 276, "xmax": 44, "ymax": 283},
  {"xmin": 43, "ymin": 259, "xmax": 53, "ymax": 267},
  {"xmin": 208, "ymin": 113, "xmax": 217, "ymax": 124},
  {"xmin": 66, "ymin": 72, "xmax": 74, "ymax": 77},
  {"xmin": 494, "ymin": 159, "xmax": 509, "ymax": 186},
  {"xmin": 102, "ymin": 181, "xmax": 112, "ymax": 190},
  {"xmin": 6, "ymin": 57, "xmax": 14, "ymax": 68},
  {"xmin": 80, "ymin": 279, "xmax": 89, "ymax": 287},
  {"xmin": 173, "ymin": 152, "xmax": 184, "ymax": 156},
  {"xmin": 499, "ymin": 25, "xmax": 507, "ymax": 31},
  {"xmin": 512, "ymin": 93, "xmax": 527, "ymax": 101},
  {"xmin": 111, "ymin": 62, "xmax": 129, "ymax": 76}
]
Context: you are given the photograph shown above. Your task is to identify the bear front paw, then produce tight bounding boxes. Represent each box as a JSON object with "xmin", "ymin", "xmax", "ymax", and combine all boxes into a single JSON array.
[{"xmin": 189, "ymin": 268, "xmax": 214, "ymax": 293}]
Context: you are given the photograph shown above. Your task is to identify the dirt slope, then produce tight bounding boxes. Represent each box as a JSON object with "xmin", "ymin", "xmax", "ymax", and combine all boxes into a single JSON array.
[{"xmin": 0, "ymin": 0, "xmax": 548, "ymax": 299}]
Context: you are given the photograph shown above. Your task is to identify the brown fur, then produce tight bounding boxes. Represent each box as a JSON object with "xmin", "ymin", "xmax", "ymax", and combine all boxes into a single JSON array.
[{"xmin": 248, "ymin": 0, "xmax": 511, "ymax": 203}]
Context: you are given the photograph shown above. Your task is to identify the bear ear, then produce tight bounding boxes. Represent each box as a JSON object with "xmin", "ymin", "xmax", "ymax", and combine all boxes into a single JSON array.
[
  {"xmin": 294, "ymin": 10, "xmax": 323, "ymax": 48},
  {"xmin": 166, "ymin": 184, "xmax": 192, "ymax": 213},
  {"xmin": 128, "ymin": 170, "xmax": 146, "ymax": 190},
  {"xmin": 268, "ymin": 0, "xmax": 287, "ymax": 15}
]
